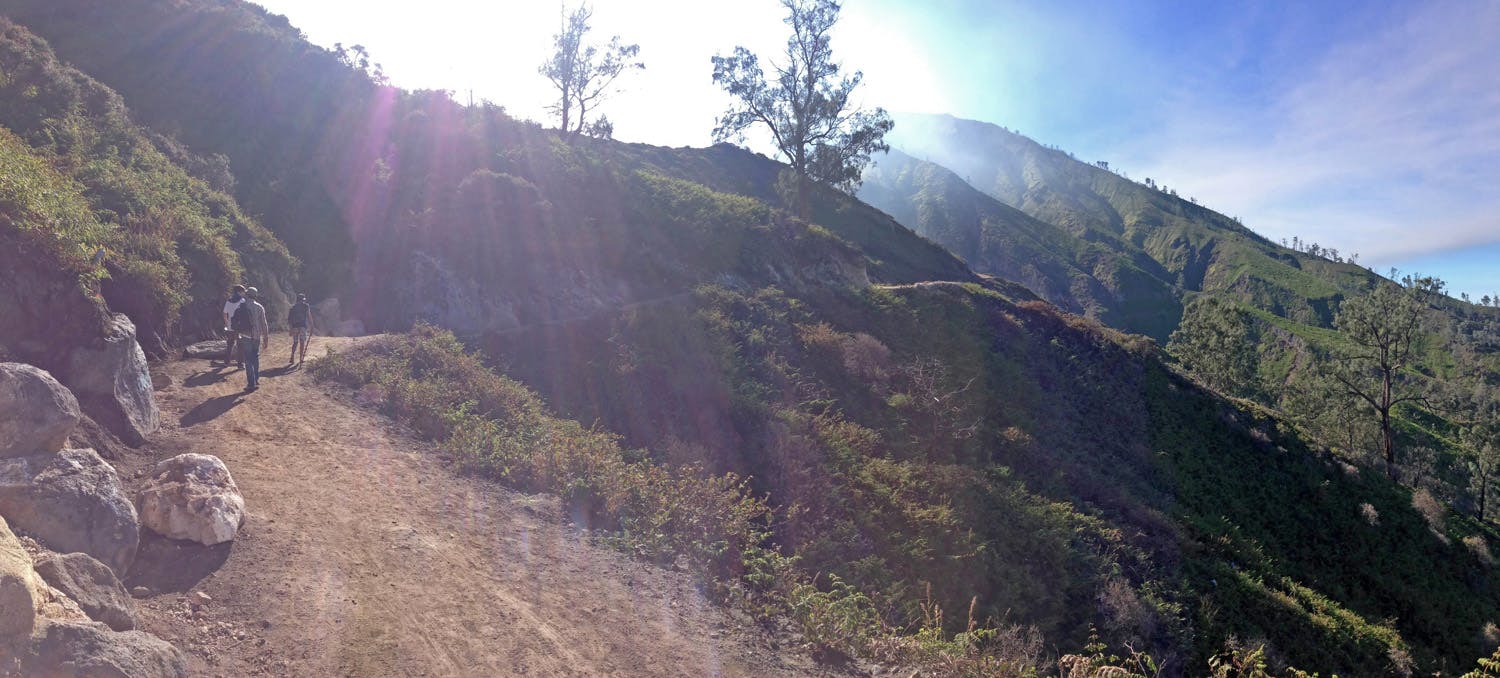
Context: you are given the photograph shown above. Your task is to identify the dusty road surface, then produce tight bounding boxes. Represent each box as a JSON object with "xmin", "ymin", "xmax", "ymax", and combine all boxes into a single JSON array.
[{"xmin": 123, "ymin": 334, "xmax": 853, "ymax": 677}]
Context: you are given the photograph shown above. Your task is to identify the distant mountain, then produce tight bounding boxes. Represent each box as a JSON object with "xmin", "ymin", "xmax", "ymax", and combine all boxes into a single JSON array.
[
  {"xmin": 861, "ymin": 147, "xmax": 1181, "ymax": 337},
  {"xmin": 866, "ymin": 113, "xmax": 1378, "ymax": 339}
]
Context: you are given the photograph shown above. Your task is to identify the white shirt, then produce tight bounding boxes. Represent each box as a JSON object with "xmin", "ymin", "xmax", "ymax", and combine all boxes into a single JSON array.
[{"xmin": 223, "ymin": 297, "xmax": 244, "ymax": 320}]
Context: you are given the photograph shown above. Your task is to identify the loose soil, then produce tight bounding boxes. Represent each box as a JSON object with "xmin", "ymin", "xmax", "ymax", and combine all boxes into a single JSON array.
[{"xmin": 122, "ymin": 334, "xmax": 863, "ymax": 677}]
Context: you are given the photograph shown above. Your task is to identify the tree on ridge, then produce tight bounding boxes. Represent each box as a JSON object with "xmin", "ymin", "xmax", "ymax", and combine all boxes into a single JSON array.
[
  {"xmin": 710, "ymin": 0, "xmax": 892, "ymax": 219},
  {"xmin": 539, "ymin": 3, "xmax": 643, "ymax": 138}
]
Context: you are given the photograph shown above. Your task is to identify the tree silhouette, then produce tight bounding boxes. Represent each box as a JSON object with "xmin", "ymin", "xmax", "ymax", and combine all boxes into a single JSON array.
[
  {"xmin": 711, "ymin": 0, "xmax": 891, "ymax": 219},
  {"xmin": 539, "ymin": 3, "xmax": 643, "ymax": 138}
]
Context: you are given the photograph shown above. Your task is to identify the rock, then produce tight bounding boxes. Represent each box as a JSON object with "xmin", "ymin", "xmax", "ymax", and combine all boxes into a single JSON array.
[
  {"xmin": 0, "ymin": 363, "xmax": 81, "ymax": 459},
  {"xmin": 65, "ymin": 413, "xmax": 130, "ymax": 463},
  {"xmin": 0, "ymin": 515, "xmax": 41, "ymax": 637},
  {"xmin": 22, "ymin": 620, "xmax": 189, "ymax": 678},
  {"xmin": 33, "ymin": 552, "xmax": 136, "ymax": 632},
  {"xmin": 0, "ymin": 448, "xmax": 139, "ymax": 575},
  {"xmin": 61, "ymin": 314, "xmax": 159, "ymax": 446},
  {"xmin": 130, "ymin": 586, "xmax": 150, "ymax": 599},
  {"xmin": 191, "ymin": 591, "xmax": 211, "ymax": 606},
  {"xmin": 136, "ymin": 454, "xmax": 245, "ymax": 545},
  {"xmin": 183, "ymin": 339, "xmax": 228, "ymax": 360},
  {"xmin": 34, "ymin": 576, "xmax": 91, "ymax": 625}
]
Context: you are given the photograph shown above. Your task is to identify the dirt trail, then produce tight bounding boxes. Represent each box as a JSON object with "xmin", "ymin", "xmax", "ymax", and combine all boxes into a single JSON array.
[{"xmin": 124, "ymin": 334, "xmax": 849, "ymax": 677}]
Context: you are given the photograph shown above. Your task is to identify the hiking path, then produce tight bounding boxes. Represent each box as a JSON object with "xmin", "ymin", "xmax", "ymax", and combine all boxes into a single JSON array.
[{"xmin": 122, "ymin": 334, "xmax": 850, "ymax": 678}]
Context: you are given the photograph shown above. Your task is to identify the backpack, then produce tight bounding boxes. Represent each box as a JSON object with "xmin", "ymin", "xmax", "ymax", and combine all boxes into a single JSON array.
[
  {"xmin": 231, "ymin": 301, "xmax": 255, "ymax": 334},
  {"xmin": 288, "ymin": 301, "xmax": 310, "ymax": 328}
]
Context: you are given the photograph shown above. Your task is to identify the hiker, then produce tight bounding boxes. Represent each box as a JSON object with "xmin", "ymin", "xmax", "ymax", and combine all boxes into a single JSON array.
[
  {"xmin": 287, "ymin": 293, "xmax": 314, "ymax": 365},
  {"xmin": 230, "ymin": 286, "xmax": 270, "ymax": 392},
  {"xmin": 221, "ymin": 285, "xmax": 246, "ymax": 367}
]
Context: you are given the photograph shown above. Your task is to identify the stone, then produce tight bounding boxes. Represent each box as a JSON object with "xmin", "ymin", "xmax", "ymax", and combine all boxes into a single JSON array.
[
  {"xmin": 33, "ymin": 577, "xmax": 90, "ymax": 624},
  {"xmin": 22, "ymin": 620, "xmax": 189, "ymax": 678},
  {"xmin": 33, "ymin": 552, "xmax": 136, "ymax": 632},
  {"xmin": 136, "ymin": 454, "xmax": 245, "ymax": 546},
  {"xmin": 0, "ymin": 448, "xmax": 139, "ymax": 575},
  {"xmin": 0, "ymin": 516, "xmax": 41, "ymax": 637},
  {"xmin": 61, "ymin": 314, "xmax": 159, "ymax": 446},
  {"xmin": 0, "ymin": 363, "xmax": 81, "ymax": 459},
  {"xmin": 183, "ymin": 339, "xmax": 228, "ymax": 360},
  {"xmin": 130, "ymin": 586, "xmax": 150, "ymax": 599},
  {"xmin": 66, "ymin": 413, "xmax": 129, "ymax": 463}
]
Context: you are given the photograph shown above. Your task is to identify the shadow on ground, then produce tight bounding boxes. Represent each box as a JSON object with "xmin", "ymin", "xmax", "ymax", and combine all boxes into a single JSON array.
[
  {"xmin": 125, "ymin": 532, "xmax": 233, "ymax": 593},
  {"xmin": 184, "ymin": 367, "xmax": 234, "ymax": 388},
  {"xmin": 260, "ymin": 365, "xmax": 299, "ymax": 379},
  {"xmin": 179, "ymin": 393, "xmax": 247, "ymax": 427}
]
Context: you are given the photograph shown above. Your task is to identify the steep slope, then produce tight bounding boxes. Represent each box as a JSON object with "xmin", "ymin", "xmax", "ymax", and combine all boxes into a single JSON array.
[
  {"xmin": 0, "ymin": 0, "xmax": 973, "ymax": 318},
  {"xmin": 0, "ymin": 18, "xmax": 296, "ymax": 350},
  {"xmin": 128, "ymin": 333, "xmax": 842, "ymax": 677},
  {"xmin": 872, "ymin": 113, "xmax": 1378, "ymax": 339},
  {"xmin": 7, "ymin": 3, "xmax": 1500, "ymax": 674},
  {"xmin": 861, "ymin": 148, "xmax": 1180, "ymax": 334},
  {"xmin": 0, "ymin": 17, "xmax": 296, "ymax": 443}
]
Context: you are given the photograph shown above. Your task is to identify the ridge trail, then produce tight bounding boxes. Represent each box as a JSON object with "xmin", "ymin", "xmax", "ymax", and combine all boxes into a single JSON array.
[{"xmin": 123, "ymin": 334, "xmax": 845, "ymax": 677}]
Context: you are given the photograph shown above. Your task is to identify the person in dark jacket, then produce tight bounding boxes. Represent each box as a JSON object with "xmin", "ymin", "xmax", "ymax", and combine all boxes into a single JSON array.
[
  {"xmin": 287, "ymin": 293, "xmax": 314, "ymax": 365},
  {"xmin": 237, "ymin": 286, "xmax": 270, "ymax": 392}
]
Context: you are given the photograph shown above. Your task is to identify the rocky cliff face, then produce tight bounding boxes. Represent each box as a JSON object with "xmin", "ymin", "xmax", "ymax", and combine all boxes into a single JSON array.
[{"xmin": 0, "ymin": 248, "xmax": 159, "ymax": 445}]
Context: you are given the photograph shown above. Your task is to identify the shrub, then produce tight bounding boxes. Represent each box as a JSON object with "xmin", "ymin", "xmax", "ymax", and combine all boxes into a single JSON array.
[
  {"xmin": 1469, "ymin": 535, "xmax": 1495, "ymax": 567},
  {"xmin": 1412, "ymin": 488, "xmax": 1448, "ymax": 539},
  {"xmin": 313, "ymin": 324, "xmax": 771, "ymax": 584}
]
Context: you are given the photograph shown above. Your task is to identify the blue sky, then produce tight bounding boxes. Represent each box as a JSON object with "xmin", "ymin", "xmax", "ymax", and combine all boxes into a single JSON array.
[{"xmin": 254, "ymin": 0, "xmax": 1500, "ymax": 299}]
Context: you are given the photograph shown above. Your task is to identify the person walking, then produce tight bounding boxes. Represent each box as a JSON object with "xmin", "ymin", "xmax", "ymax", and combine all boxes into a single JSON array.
[
  {"xmin": 233, "ymin": 286, "xmax": 270, "ymax": 392},
  {"xmin": 287, "ymin": 293, "xmax": 314, "ymax": 365},
  {"xmin": 221, "ymin": 285, "xmax": 247, "ymax": 367}
]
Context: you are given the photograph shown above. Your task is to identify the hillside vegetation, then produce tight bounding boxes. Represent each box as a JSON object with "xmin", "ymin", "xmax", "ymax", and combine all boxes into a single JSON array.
[
  {"xmin": 4, "ymin": 1, "xmax": 1500, "ymax": 675},
  {"xmin": 0, "ymin": 18, "xmax": 295, "ymax": 363},
  {"xmin": 866, "ymin": 113, "xmax": 1379, "ymax": 341},
  {"xmin": 861, "ymin": 148, "xmax": 1180, "ymax": 335}
]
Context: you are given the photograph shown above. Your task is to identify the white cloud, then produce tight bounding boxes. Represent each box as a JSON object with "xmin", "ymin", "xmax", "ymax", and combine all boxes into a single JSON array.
[{"xmin": 1114, "ymin": 1, "xmax": 1500, "ymax": 263}]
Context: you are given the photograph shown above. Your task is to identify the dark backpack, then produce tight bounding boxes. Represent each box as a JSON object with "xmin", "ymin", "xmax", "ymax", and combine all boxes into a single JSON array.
[
  {"xmin": 230, "ymin": 301, "xmax": 255, "ymax": 334},
  {"xmin": 288, "ymin": 302, "xmax": 310, "ymax": 328}
]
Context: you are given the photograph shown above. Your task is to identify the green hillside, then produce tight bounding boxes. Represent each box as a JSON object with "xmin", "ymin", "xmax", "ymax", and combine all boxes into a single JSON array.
[
  {"xmin": 4, "ymin": 1, "xmax": 1500, "ymax": 674},
  {"xmin": 0, "ymin": 17, "xmax": 294, "ymax": 365},
  {"xmin": 871, "ymin": 113, "xmax": 1379, "ymax": 341},
  {"xmin": 861, "ymin": 148, "xmax": 1181, "ymax": 338}
]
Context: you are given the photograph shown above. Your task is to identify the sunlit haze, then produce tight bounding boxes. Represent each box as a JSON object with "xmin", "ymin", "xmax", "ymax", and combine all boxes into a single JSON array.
[{"xmin": 252, "ymin": 0, "xmax": 1500, "ymax": 299}]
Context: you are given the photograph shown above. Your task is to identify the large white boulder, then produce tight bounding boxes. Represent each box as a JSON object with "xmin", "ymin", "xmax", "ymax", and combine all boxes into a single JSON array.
[
  {"xmin": 62, "ymin": 314, "xmax": 159, "ymax": 446},
  {"xmin": 0, "ymin": 363, "xmax": 80, "ymax": 459},
  {"xmin": 0, "ymin": 515, "xmax": 41, "ymax": 638},
  {"xmin": 136, "ymin": 454, "xmax": 245, "ymax": 546},
  {"xmin": 0, "ymin": 448, "xmax": 139, "ymax": 575}
]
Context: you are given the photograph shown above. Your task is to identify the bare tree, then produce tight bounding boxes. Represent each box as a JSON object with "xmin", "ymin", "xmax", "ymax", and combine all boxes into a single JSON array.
[
  {"xmin": 711, "ymin": 0, "xmax": 892, "ymax": 218},
  {"xmin": 539, "ymin": 3, "xmax": 643, "ymax": 138}
]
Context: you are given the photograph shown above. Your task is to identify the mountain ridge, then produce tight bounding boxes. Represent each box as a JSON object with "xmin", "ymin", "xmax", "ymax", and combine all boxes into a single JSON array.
[{"xmin": 867, "ymin": 112, "xmax": 1382, "ymax": 339}]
